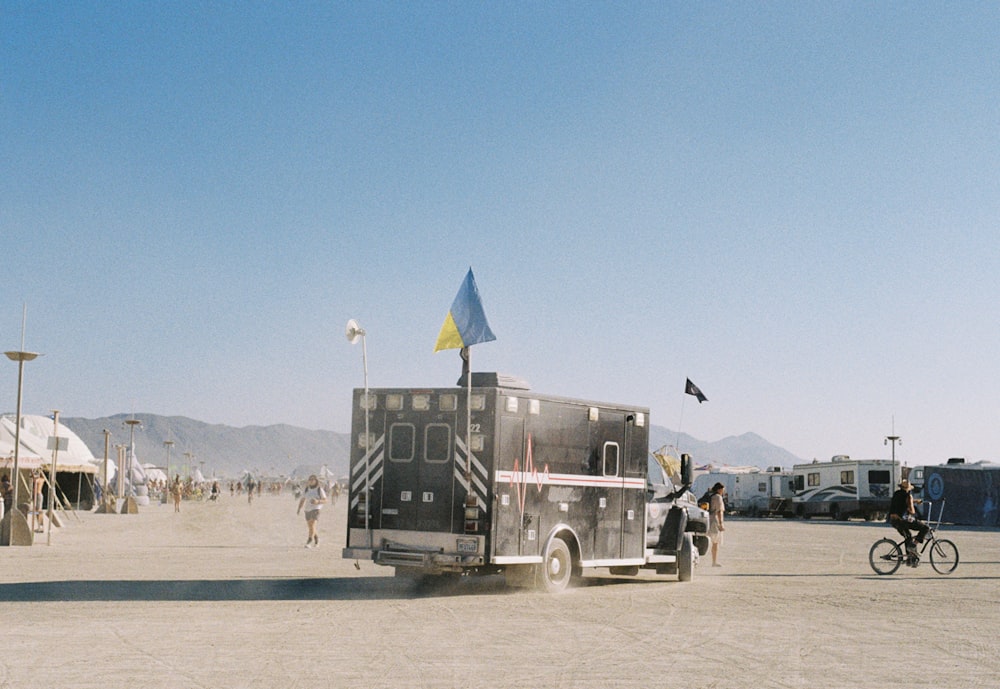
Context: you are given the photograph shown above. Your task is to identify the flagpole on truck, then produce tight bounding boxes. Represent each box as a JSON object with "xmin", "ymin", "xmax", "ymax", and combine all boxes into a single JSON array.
[
  {"xmin": 346, "ymin": 319, "xmax": 370, "ymax": 545},
  {"xmin": 435, "ymin": 268, "xmax": 496, "ymax": 491},
  {"xmin": 461, "ymin": 347, "xmax": 472, "ymax": 480},
  {"xmin": 677, "ymin": 378, "xmax": 708, "ymax": 450}
]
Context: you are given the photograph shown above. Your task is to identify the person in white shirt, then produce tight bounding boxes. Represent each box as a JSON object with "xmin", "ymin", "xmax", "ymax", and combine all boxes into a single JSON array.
[
  {"xmin": 297, "ymin": 475, "xmax": 327, "ymax": 548},
  {"xmin": 708, "ymin": 483, "xmax": 726, "ymax": 567}
]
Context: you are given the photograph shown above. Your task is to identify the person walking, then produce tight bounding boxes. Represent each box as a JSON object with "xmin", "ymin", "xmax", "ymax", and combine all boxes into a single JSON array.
[
  {"xmin": 170, "ymin": 475, "xmax": 183, "ymax": 513},
  {"xmin": 0, "ymin": 474, "xmax": 11, "ymax": 521},
  {"xmin": 31, "ymin": 470, "xmax": 46, "ymax": 532},
  {"xmin": 708, "ymin": 482, "xmax": 726, "ymax": 567},
  {"xmin": 297, "ymin": 474, "xmax": 327, "ymax": 548}
]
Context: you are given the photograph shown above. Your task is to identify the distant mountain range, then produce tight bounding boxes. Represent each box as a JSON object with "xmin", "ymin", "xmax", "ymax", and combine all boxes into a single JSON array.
[
  {"xmin": 62, "ymin": 413, "xmax": 803, "ymax": 479},
  {"xmin": 648, "ymin": 427, "xmax": 803, "ymax": 469},
  {"xmin": 62, "ymin": 414, "xmax": 351, "ymax": 480}
]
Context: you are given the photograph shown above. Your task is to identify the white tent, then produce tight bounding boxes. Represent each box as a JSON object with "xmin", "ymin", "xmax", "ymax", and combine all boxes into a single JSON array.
[
  {"xmin": 290, "ymin": 465, "xmax": 334, "ymax": 481},
  {"xmin": 0, "ymin": 414, "xmax": 98, "ymax": 473},
  {"xmin": 0, "ymin": 414, "xmax": 99, "ymax": 509},
  {"xmin": 143, "ymin": 464, "xmax": 168, "ymax": 484}
]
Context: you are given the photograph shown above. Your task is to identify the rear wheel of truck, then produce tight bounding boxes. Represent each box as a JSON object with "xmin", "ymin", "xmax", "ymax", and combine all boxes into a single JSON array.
[
  {"xmin": 537, "ymin": 537, "xmax": 573, "ymax": 593},
  {"xmin": 678, "ymin": 533, "xmax": 694, "ymax": 582}
]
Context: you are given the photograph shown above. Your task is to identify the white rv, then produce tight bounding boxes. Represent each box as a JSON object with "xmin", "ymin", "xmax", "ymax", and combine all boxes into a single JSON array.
[
  {"xmin": 692, "ymin": 466, "xmax": 794, "ymax": 516},
  {"xmin": 790, "ymin": 455, "xmax": 898, "ymax": 520}
]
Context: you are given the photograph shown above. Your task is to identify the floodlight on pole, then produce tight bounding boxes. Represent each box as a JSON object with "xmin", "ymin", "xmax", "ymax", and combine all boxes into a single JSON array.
[
  {"xmin": 346, "ymin": 319, "xmax": 371, "ymax": 541},
  {"xmin": 885, "ymin": 434, "xmax": 901, "ymax": 487}
]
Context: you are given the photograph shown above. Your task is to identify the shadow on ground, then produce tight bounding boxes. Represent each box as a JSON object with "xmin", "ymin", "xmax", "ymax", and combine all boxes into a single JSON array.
[
  {"xmin": 0, "ymin": 570, "xmax": 684, "ymax": 602},
  {"xmin": 0, "ymin": 576, "xmax": 509, "ymax": 602}
]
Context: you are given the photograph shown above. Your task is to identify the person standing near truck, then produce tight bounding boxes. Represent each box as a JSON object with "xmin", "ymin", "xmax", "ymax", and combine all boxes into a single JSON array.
[{"xmin": 708, "ymin": 482, "xmax": 726, "ymax": 567}]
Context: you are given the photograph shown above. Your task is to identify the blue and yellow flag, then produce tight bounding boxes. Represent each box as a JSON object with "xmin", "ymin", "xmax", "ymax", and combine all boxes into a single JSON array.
[{"xmin": 434, "ymin": 268, "xmax": 497, "ymax": 352}]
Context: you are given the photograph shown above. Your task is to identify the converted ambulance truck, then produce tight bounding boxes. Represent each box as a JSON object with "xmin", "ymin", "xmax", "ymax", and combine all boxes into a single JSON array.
[{"xmin": 342, "ymin": 373, "xmax": 707, "ymax": 592}]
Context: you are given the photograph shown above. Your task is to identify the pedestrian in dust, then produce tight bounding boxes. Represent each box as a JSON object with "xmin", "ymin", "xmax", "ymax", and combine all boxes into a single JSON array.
[
  {"xmin": 708, "ymin": 482, "xmax": 726, "ymax": 567},
  {"xmin": 170, "ymin": 475, "xmax": 183, "ymax": 513},
  {"xmin": 297, "ymin": 474, "xmax": 327, "ymax": 548}
]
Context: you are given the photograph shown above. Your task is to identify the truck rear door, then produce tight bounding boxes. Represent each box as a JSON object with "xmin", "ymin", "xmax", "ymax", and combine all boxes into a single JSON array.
[{"xmin": 377, "ymin": 400, "xmax": 457, "ymax": 533}]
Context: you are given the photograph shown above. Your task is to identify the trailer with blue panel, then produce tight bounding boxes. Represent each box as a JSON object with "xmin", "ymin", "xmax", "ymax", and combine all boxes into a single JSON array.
[
  {"xmin": 914, "ymin": 460, "xmax": 1000, "ymax": 527},
  {"xmin": 342, "ymin": 373, "xmax": 707, "ymax": 591}
]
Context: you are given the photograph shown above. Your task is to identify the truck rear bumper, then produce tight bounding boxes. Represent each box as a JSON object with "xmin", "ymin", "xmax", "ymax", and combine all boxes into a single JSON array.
[{"xmin": 344, "ymin": 528, "xmax": 486, "ymax": 572}]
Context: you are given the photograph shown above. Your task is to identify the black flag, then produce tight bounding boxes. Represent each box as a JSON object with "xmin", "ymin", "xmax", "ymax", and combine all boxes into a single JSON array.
[{"xmin": 685, "ymin": 378, "xmax": 707, "ymax": 403}]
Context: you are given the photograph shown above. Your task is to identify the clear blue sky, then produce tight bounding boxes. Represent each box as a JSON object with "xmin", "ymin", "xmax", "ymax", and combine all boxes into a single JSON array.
[{"xmin": 3, "ymin": 3, "xmax": 998, "ymax": 467}]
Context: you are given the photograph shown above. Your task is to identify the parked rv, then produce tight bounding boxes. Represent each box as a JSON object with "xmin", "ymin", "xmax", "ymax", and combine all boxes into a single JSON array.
[
  {"xmin": 790, "ymin": 455, "xmax": 898, "ymax": 520},
  {"xmin": 692, "ymin": 467, "xmax": 794, "ymax": 517},
  {"xmin": 342, "ymin": 374, "xmax": 708, "ymax": 592}
]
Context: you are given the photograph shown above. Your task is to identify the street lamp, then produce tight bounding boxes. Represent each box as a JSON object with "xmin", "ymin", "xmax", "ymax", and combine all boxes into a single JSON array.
[
  {"xmin": 115, "ymin": 445, "xmax": 126, "ymax": 499},
  {"xmin": 163, "ymin": 440, "xmax": 174, "ymax": 501},
  {"xmin": 885, "ymin": 434, "xmax": 901, "ymax": 487},
  {"xmin": 123, "ymin": 418, "xmax": 142, "ymax": 496},
  {"xmin": 4, "ymin": 349, "xmax": 39, "ymax": 545},
  {"xmin": 101, "ymin": 429, "xmax": 112, "ymax": 512}
]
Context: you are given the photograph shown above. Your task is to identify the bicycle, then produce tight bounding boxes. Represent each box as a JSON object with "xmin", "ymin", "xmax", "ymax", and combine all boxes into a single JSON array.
[{"xmin": 868, "ymin": 500, "xmax": 959, "ymax": 575}]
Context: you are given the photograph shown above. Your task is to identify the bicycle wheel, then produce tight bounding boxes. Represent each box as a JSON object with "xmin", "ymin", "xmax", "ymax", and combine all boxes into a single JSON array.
[
  {"xmin": 929, "ymin": 538, "xmax": 959, "ymax": 575},
  {"xmin": 869, "ymin": 538, "xmax": 902, "ymax": 575}
]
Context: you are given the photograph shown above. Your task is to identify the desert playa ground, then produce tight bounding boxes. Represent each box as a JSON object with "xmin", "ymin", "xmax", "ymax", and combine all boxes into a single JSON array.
[{"xmin": 1, "ymin": 494, "xmax": 997, "ymax": 689}]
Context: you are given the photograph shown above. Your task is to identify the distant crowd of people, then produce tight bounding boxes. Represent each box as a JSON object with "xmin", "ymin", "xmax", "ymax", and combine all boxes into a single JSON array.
[{"xmin": 152, "ymin": 474, "xmax": 342, "ymax": 510}]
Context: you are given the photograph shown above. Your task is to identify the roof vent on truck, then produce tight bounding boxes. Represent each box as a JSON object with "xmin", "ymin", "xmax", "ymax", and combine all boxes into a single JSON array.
[{"xmin": 456, "ymin": 372, "xmax": 531, "ymax": 390}]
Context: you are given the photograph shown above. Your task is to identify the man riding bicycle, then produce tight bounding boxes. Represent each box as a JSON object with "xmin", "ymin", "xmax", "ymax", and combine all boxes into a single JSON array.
[{"xmin": 888, "ymin": 478, "xmax": 929, "ymax": 565}]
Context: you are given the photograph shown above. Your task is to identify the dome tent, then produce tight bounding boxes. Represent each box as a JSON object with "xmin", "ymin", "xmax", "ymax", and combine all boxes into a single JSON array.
[{"xmin": 0, "ymin": 414, "xmax": 99, "ymax": 510}]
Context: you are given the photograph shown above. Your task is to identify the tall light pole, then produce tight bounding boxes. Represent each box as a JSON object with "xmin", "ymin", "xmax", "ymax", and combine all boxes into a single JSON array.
[
  {"xmin": 115, "ymin": 445, "xmax": 126, "ymax": 499},
  {"xmin": 885, "ymin": 434, "xmax": 901, "ymax": 487},
  {"xmin": 163, "ymin": 440, "xmax": 174, "ymax": 501},
  {"xmin": 124, "ymin": 418, "xmax": 142, "ymax": 497},
  {"xmin": 102, "ymin": 429, "xmax": 112, "ymax": 509},
  {"xmin": 47, "ymin": 410, "xmax": 62, "ymax": 546},
  {"xmin": 4, "ymin": 350, "xmax": 39, "ymax": 517}
]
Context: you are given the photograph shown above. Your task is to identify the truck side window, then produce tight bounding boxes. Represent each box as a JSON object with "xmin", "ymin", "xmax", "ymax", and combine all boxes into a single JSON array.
[
  {"xmin": 389, "ymin": 423, "xmax": 415, "ymax": 462},
  {"xmin": 424, "ymin": 424, "xmax": 450, "ymax": 463},
  {"xmin": 603, "ymin": 441, "xmax": 619, "ymax": 477}
]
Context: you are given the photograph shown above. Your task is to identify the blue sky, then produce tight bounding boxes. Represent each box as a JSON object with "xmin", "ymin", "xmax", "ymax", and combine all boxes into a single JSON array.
[{"xmin": 2, "ymin": 2, "xmax": 998, "ymax": 467}]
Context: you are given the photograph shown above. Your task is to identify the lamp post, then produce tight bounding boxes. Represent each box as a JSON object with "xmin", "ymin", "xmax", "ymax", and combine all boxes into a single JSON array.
[
  {"xmin": 4, "ymin": 350, "xmax": 39, "ymax": 514},
  {"xmin": 885, "ymin": 434, "xmax": 901, "ymax": 487},
  {"xmin": 115, "ymin": 445, "xmax": 126, "ymax": 499},
  {"xmin": 102, "ymin": 429, "xmax": 111, "ymax": 510},
  {"xmin": 47, "ymin": 410, "xmax": 62, "ymax": 546},
  {"xmin": 124, "ymin": 418, "xmax": 142, "ymax": 497},
  {"xmin": 163, "ymin": 440, "xmax": 174, "ymax": 501}
]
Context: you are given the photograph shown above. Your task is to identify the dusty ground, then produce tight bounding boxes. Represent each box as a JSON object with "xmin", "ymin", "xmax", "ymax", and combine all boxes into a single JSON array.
[{"xmin": 0, "ymin": 493, "xmax": 997, "ymax": 689}]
